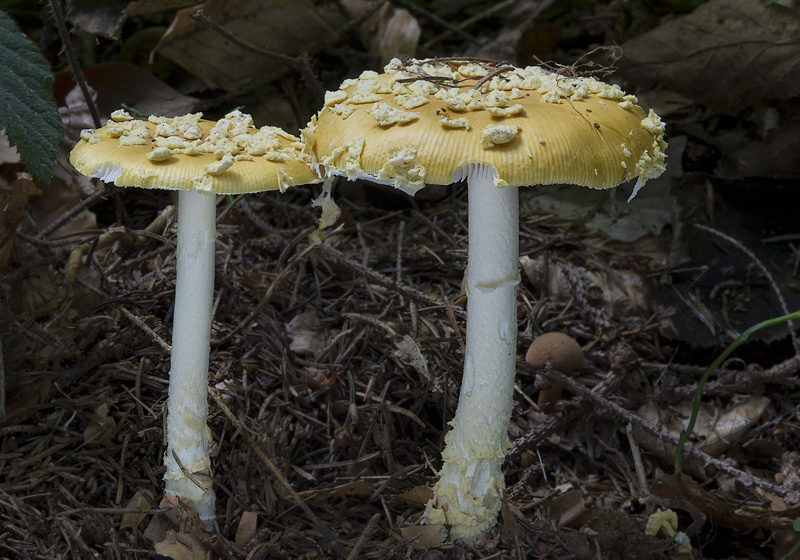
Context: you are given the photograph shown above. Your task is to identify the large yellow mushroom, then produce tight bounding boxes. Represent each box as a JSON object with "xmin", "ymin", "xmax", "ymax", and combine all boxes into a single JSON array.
[
  {"xmin": 71, "ymin": 109, "xmax": 320, "ymax": 528},
  {"xmin": 303, "ymin": 58, "xmax": 667, "ymax": 540}
]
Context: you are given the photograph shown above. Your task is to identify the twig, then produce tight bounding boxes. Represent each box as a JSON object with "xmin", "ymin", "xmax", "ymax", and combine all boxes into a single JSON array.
[
  {"xmin": 319, "ymin": 243, "xmax": 466, "ymax": 319},
  {"xmin": 0, "ymin": 337, "xmax": 5, "ymax": 420},
  {"xmin": 625, "ymin": 423, "xmax": 649, "ymax": 497},
  {"xmin": 212, "ymin": 243, "xmax": 316, "ymax": 347},
  {"xmin": 48, "ymin": 0, "xmax": 100, "ymax": 128},
  {"xmin": 345, "ymin": 513, "xmax": 381, "ymax": 560},
  {"xmin": 396, "ymin": 221, "xmax": 405, "ymax": 307},
  {"xmin": 211, "ymin": 390, "xmax": 347, "ymax": 559},
  {"xmin": 543, "ymin": 367, "xmax": 788, "ymax": 496},
  {"xmin": 36, "ymin": 184, "xmax": 115, "ymax": 240},
  {"xmin": 694, "ymin": 223, "xmax": 799, "ymax": 352},
  {"xmin": 422, "ymin": 0, "xmax": 518, "ymax": 49},
  {"xmin": 392, "ymin": 0, "xmax": 481, "ymax": 44},
  {"xmin": 118, "ymin": 306, "xmax": 171, "ymax": 354},
  {"xmin": 189, "ymin": 9, "xmax": 324, "ymax": 102}
]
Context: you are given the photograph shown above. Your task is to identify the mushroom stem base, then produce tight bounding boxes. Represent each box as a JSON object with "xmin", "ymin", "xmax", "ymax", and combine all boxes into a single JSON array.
[{"xmin": 423, "ymin": 168, "xmax": 519, "ymax": 540}]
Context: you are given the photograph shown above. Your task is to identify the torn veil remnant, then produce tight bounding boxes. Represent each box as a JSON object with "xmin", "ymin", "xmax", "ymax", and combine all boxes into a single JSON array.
[
  {"xmin": 303, "ymin": 57, "xmax": 667, "ymax": 541},
  {"xmin": 70, "ymin": 109, "xmax": 320, "ymax": 529}
]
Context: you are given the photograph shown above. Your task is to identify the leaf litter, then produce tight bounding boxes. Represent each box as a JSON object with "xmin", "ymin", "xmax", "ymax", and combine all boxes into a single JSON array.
[{"xmin": 3, "ymin": 0, "xmax": 800, "ymax": 559}]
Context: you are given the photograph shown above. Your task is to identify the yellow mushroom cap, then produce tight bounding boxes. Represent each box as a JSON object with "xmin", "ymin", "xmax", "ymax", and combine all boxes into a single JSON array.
[
  {"xmin": 70, "ymin": 110, "xmax": 321, "ymax": 195},
  {"xmin": 304, "ymin": 59, "xmax": 667, "ymax": 196}
]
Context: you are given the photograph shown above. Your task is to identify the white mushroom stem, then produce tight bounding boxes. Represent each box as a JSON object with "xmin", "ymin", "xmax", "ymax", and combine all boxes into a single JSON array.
[
  {"xmin": 423, "ymin": 165, "xmax": 519, "ymax": 540},
  {"xmin": 164, "ymin": 189, "xmax": 216, "ymax": 528}
]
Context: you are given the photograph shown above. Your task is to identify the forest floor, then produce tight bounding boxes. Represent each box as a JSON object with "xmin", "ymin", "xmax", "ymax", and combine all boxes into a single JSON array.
[{"xmin": 3, "ymin": 1, "xmax": 800, "ymax": 559}]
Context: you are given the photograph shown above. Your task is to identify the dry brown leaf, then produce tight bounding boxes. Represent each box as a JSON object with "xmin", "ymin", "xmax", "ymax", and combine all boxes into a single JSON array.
[
  {"xmin": 396, "ymin": 485, "xmax": 433, "ymax": 505},
  {"xmin": 542, "ymin": 489, "xmax": 586, "ymax": 529},
  {"xmin": 619, "ymin": 0, "xmax": 800, "ymax": 113},
  {"xmin": 29, "ymin": 165, "xmax": 97, "ymax": 239},
  {"xmin": 392, "ymin": 525, "xmax": 447, "ymax": 549},
  {"xmin": 83, "ymin": 403, "xmax": 115, "ymax": 445},
  {"xmin": 153, "ymin": 530, "xmax": 207, "ymax": 560},
  {"xmin": 54, "ymin": 62, "xmax": 200, "ymax": 119},
  {"xmin": 120, "ymin": 490, "xmax": 154, "ymax": 532},
  {"xmin": 0, "ymin": 175, "xmax": 42, "ymax": 270},
  {"xmin": 234, "ymin": 511, "xmax": 258, "ymax": 549},
  {"xmin": 155, "ymin": 0, "xmax": 338, "ymax": 90}
]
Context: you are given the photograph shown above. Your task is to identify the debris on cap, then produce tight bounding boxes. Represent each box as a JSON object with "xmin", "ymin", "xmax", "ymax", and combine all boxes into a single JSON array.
[{"xmin": 304, "ymin": 58, "xmax": 667, "ymax": 196}]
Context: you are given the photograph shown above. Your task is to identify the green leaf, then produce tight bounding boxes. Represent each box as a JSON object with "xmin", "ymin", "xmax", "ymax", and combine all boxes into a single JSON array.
[
  {"xmin": 794, "ymin": 517, "xmax": 800, "ymax": 532},
  {"xmin": 0, "ymin": 10, "xmax": 64, "ymax": 181}
]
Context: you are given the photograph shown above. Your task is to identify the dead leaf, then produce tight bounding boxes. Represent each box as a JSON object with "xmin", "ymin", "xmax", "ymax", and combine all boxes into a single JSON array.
[
  {"xmin": 773, "ymin": 528, "xmax": 800, "ymax": 560},
  {"xmin": 396, "ymin": 485, "xmax": 433, "ymax": 505},
  {"xmin": 54, "ymin": 62, "xmax": 200, "ymax": 119},
  {"xmin": 155, "ymin": 0, "xmax": 339, "ymax": 90},
  {"xmin": 651, "ymin": 471, "xmax": 762, "ymax": 531},
  {"xmin": 0, "ymin": 175, "xmax": 42, "ymax": 269},
  {"xmin": 391, "ymin": 335, "xmax": 435, "ymax": 388},
  {"xmin": 542, "ymin": 489, "xmax": 586, "ymax": 529},
  {"xmin": 634, "ymin": 396, "xmax": 771, "ymax": 475},
  {"xmin": 619, "ymin": 0, "xmax": 800, "ymax": 113},
  {"xmin": 392, "ymin": 525, "xmax": 447, "ymax": 549},
  {"xmin": 66, "ymin": 0, "xmax": 129, "ymax": 39},
  {"xmin": 83, "ymin": 402, "xmax": 116, "ymax": 445},
  {"xmin": 29, "ymin": 164, "xmax": 97, "ymax": 239},
  {"xmin": 286, "ymin": 307, "xmax": 326, "ymax": 356},
  {"xmin": 520, "ymin": 255, "xmax": 651, "ymax": 320},
  {"xmin": 363, "ymin": 3, "xmax": 421, "ymax": 66},
  {"xmin": 699, "ymin": 396, "xmax": 770, "ymax": 456},
  {"xmin": 718, "ymin": 123, "xmax": 800, "ymax": 179},
  {"xmin": 234, "ymin": 511, "xmax": 258, "ymax": 549},
  {"xmin": 120, "ymin": 490, "xmax": 154, "ymax": 532},
  {"xmin": 153, "ymin": 530, "xmax": 207, "ymax": 560}
]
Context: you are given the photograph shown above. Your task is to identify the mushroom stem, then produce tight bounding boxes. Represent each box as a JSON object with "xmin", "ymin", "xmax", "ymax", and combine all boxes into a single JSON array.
[
  {"xmin": 423, "ymin": 165, "xmax": 519, "ymax": 540},
  {"xmin": 164, "ymin": 189, "xmax": 216, "ymax": 528}
]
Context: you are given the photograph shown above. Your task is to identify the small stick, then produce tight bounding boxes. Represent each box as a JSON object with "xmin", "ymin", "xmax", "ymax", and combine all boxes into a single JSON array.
[
  {"xmin": 211, "ymin": 390, "xmax": 347, "ymax": 559},
  {"xmin": 396, "ymin": 221, "xmax": 405, "ymax": 307},
  {"xmin": 48, "ymin": 0, "xmax": 100, "ymax": 128},
  {"xmin": 694, "ymin": 223, "xmax": 799, "ymax": 352},
  {"xmin": 545, "ymin": 367, "xmax": 788, "ymax": 496},
  {"xmin": 36, "ymin": 184, "xmax": 115, "ymax": 240},
  {"xmin": 212, "ymin": 243, "xmax": 316, "ymax": 347},
  {"xmin": 320, "ymin": 244, "xmax": 466, "ymax": 319},
  {"xmin": 345, "ymin": 513, "xmax": 381, "ymax": 560}
]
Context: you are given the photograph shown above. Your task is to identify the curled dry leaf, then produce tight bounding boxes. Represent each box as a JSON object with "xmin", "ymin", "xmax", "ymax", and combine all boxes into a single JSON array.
[
  {"xmin": 619, "ymin": 0, "xmax": 800, "ymax": 113},
  {"xmin": 521, "ymin": 255, "xmax": 651, "ymax": 320},
  {"xmin": 120, "ymin": 490, "xmax": 154, "ymax": 532},
  {"xmin": 363, "ymin": 3, "xmax": 421, "ymax": 66},
  {"xmin": 634, "ymin": 396, "xmax": 771, "ymax": 477},
  {"xmin": 153, "ymin": 530, "xmax": 206, "ymax": 560},
  {"xmin": 392, "ymin": 525, "xmax": 447, "ymax": 549}
]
